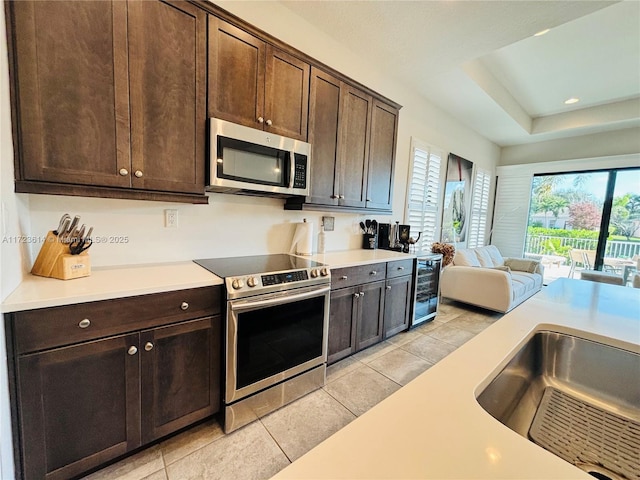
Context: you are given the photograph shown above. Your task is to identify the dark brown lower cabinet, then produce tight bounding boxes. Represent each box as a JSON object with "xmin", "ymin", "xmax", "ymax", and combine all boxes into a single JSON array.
[
  {"xmin": 327, "ymin": 261, "xmax": 415, "ymax": 365},
  {"xmin": 327, "ymin": 281, "xmax": 385, "ymax": 365},
  {"xmin": 327, "ymin": 287, "xmax": 358, "ymax": 364},
  {"xmin": 383, "ymin": 275, "xmax": 413, "ymax": 338},
  {"xmin": 141, "ymin": 318, "xmax": 220, "ymax": 444},
  {"xmin": 15, "ymin": 316, "xmax": 220, "ymax": 480},
  {"xmin": 355, "ymin": 281, "xmax": 385, "ymax": 351},
  {"xmin": 18, "ymin": 333, "xmax": 141, "ymax": 480}
]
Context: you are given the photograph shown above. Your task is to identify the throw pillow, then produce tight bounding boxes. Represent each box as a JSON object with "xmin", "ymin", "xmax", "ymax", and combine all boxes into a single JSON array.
[{"xmin": 504, "ymin": 258, "xmax": 539, "ymax": 273}]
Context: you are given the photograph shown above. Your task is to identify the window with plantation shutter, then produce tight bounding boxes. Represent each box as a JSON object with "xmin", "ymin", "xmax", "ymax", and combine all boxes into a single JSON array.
[
  {"xmin": 467, "ymin": 168, "xmax": 491, "ymax": 248},
  {"xmin": 405, "ymin": 138, "xmax": 442, "ymax": 252}
]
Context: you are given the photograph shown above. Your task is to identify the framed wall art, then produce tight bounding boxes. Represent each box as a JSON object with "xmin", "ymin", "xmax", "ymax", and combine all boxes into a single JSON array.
[{"xmin": 441, "ymin": 153, "xmax": 473, "ymax": 246}]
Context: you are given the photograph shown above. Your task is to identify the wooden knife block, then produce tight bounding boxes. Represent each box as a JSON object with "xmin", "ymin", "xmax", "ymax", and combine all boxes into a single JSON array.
[{"xmin": 31, "ymin": 231, "xmax": 91, "ymax": 280}]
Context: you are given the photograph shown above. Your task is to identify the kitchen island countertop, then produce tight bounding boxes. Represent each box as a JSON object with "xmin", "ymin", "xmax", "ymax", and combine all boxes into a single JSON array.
[
  {"xmin": 272, "ymin": 278, "xmax": 640, "ymax": 479},
  {"xmin": 1, "ymin": 261, "xmax": 223, "ymax": 313}
]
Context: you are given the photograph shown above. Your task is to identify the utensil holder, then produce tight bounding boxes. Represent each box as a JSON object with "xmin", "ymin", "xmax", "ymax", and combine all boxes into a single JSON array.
[
  {"xmin": 31, "ymin": 231, "xmax": 91, "ymax": 280},
  {"xmin": 362, "ymin": 233, "xmax": 377, "ymax": 250}
]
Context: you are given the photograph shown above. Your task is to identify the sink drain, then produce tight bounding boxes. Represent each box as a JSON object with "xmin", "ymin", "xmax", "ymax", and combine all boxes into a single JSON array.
[{"xmin": 529, "ymin": 387, "xmax": 639, "ymax": 480}]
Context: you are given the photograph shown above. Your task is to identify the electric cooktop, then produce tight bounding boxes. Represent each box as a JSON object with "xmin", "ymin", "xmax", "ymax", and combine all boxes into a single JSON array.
[{"xmin": 194, "ymin": 254, "xmax": 330, "ymax": 298}]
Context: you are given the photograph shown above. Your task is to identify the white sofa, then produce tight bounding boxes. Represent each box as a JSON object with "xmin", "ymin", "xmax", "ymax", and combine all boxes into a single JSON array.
[{"xmin": 440, "ymin": 245, "xmax": 544, "ymax": 313}]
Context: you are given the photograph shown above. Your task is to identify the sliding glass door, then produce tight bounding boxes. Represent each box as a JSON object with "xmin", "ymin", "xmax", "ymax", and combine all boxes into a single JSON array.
[
  {"xmin": 603, "ymin": 169, "xmax": 640, "ymax": 284},
  {"xmin": 524, "ymin": 167, "xmax": 639, "ymax": 285}
]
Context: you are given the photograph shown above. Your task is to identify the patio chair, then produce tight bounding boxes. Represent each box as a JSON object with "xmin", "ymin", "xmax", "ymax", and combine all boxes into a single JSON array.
[
  {"xmin": 584, "ymin": 250, "xmax": 597, "ymax": 270},
  {"xmin": 568, "ymin": 249, "xmax": 588, "ymax": 278}
]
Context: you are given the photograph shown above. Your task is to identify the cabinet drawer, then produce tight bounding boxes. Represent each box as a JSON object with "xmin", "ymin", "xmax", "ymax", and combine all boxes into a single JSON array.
[
  {"xmin": 331, "ymin": 263, "xmax": 386, "ymax": 289},
  {"xmin": 13, "ymin": 286, "xmax": 221, "ymax": 354},
  {"xmin": 386, "ymin": 259, "xmax": 414, "ymax": 279}
]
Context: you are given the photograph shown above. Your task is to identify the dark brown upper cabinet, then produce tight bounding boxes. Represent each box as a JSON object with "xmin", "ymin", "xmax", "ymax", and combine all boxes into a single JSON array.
[
  {"xmin": 366, "ymin": 100, "xmax": 399, "ymax": 211},
  {"xmin": 208, "ymin": 17, "xmax": 310, "ymax": 141},
  {"xmin": 304, "ymin": 68, "xmax": 341, "ymax": 207},
  {"xmin": 287, "ymin": 67, "xmax": 397, "ymax": 213},
  {"xmin": 7, "ymin": 0, "xmax": 208, "ymax": 203},
  {"xmin": 340, "ymin": 84, "xmax": 372, "ymax": 209},
  {"xmin": 127, "ymin": 1, "xmax": 207, "ymax": 195}
]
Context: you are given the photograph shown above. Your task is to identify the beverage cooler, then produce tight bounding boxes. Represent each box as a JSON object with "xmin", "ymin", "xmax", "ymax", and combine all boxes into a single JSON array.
[{"xmin": 411, "ymin": 254, "xmax": 442, "ymax": 327}]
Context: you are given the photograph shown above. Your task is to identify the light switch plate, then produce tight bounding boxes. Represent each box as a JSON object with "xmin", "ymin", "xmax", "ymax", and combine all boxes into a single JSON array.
[{"xmin": 322, "ymin": 216, "xmax": 335, "ymax": 231}]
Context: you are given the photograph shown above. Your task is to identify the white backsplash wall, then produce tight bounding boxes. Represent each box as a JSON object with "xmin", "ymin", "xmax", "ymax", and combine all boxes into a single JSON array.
[{"xmin": 26, "ymin": 193, "xmax": 388, "ymax": 267}]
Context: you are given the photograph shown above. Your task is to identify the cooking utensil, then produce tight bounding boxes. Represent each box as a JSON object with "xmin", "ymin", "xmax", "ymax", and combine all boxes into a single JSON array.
[
  {"xmin": 57, "ymin": 218, "xmax": 71, "ymax": 240},
  {"xmin": 54, "ymin": 213, "xmax": 71, "ymax": 236},
  {"xmin": 371, "ymin": 219, "xmax": 377, "ymax": 234},
  {"xmin": 365, "ymin": 219, "xmax": 372, "ymax": 234},
  {"xmin": 359, "ymin": 221, "xmax": 366, "ymax": 233},
  {"xmin": 70, "ymin": 226, "xmax": 92, "ymax": 255},
  {"xmin": 63, "ymin": 215, "xmax": 81, "ymax": 242}
]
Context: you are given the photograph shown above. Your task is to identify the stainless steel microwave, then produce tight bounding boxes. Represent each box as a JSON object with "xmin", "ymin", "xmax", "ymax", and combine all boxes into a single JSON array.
[{"xmin": 207, "ymin": 118, "xmax": 311, "ymax": 197}]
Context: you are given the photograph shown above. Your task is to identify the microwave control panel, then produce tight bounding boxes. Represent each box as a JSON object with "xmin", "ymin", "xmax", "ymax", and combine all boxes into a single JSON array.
[{"xmin": 293, "ymin": 154, "xmax": 307, "ymax": 189}]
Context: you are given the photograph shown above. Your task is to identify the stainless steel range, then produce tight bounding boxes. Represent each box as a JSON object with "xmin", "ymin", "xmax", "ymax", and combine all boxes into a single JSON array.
[{"xmin": 194, "ymin": 254, "xmax": 330, "ymax": 432}]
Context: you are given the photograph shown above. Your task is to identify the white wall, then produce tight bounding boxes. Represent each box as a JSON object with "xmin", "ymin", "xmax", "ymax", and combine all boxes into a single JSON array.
[
  {"xmin": 0, "ymin": 3, "xmax": 501, "ymax": 477},
  {"xmin": 500, "ymin": 127, "xmax": 640, "ymax": 166}
]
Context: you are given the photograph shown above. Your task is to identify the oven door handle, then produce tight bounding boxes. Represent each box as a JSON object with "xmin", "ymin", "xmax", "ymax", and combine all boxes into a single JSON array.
[{"xmin": 230, "ymin": 285, "xmax": 330, "ymax": 312}]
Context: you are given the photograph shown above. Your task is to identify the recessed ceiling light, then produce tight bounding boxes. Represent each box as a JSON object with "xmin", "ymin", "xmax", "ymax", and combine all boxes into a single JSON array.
[
  {"xmin": 564, "ymin": 97, "xmax": 580, "ymax": 105},
  {"xmin": 534, "ymin": 29, "xmax": 550, "ymax": 37}
]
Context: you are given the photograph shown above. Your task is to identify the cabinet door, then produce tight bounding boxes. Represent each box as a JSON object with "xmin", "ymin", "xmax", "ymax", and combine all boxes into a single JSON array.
[
  {"xmin": 339, "ymin": 85, "xmax": 372, "ymax": 208},
  {"xmin": 10, "ymin": 1, "xmax": 130, "ymax": 188},
  {"xmin": 140, "ymin": 317, "xmax": 220, "ymax": 443},
  {"xmin": 306, "ymin": 67, "xmax": 341, "ymax": 206},
  {"xmin": 127, "ymin": 0, "xmax": 206, "ymax": 194},
  {"xmin": 355, "ymin": 280, "xmax": 385, "ymax": 351},
  {"xmin": 383, "ymin": 275, "xmax": 413, "ymax": 338},
  {"xmin": 265, "ymin": 45, "xmax": 310, "ymax": 141},
  {"xmin": 208, "ymin": 17, "xmax": 266, "ymax": 129},
  {"xmin": 366, "ymin": 100, "xmax": 398, "ymax": 211},
  {"xmin": 17, "ymin": 334, "xmax": 140, "ymax": 480},
  {"xmin": 327, "ymin": 287, "xmax": 358, "ymax": 364}
]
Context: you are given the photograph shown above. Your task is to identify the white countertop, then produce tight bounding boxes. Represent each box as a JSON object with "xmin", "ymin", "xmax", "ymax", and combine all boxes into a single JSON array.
[
  {"xmin": 272, "ymin": 279, "xmax": 640, "ymax": 479},
  {"xmin": 305, "ymin": 249, "xmax": 416, "ymax": 268},
  {"xmin": 1, "ymin": 262, "xmax": 223, "ymax": 313},
  {"xmin": 1, "ymin": 250, "xmax": 415, "ymax": 313}
]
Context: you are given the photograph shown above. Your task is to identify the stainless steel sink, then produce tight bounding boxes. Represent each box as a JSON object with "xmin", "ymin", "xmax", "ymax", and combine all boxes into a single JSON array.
[{"xmin": 476, "ymin": 331, "xmax": 640, "ymax": 480}]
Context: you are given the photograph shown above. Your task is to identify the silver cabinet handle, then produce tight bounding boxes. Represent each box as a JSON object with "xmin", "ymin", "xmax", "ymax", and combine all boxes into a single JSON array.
[
  {"xmin": 339, "ymin": 195, "xmax": 345, "ymax": 199},
  {"xmin": 78, "ymin": 319, "xmax": 91, "ymax": 329},
  {"xmin": 341, "ymin": 275, "xmax": 348, "ymax": 280},
  {"xmin": 266, "ymin": 119, "xmax": 273, "ymax": 126},
  {"xmin": 366, "ymin": 198, "xmax": 372, "ymax": 202},
  {"xmin": 257, "ymin": 116, "xmax": 264, "ymax": 124},
  {"xmin": 386, "ymin": 285, "xmax": 392, "ymax": 290},
  {"xmin": 128, "ymin": 346, "xmax": 138, "ymax": 356},
  {"xmin": 119, "ymin": 168, "xmax": 129, "ymax": 176},
  {"xmin": 330, "ymin": 194, "xmax": 339, "ymax": 199},
  {"xmin": 144, "ymin": 342, "xmax": 154, "ymax": 352},
  {"xmin": 134, "ymin": 170, "xmax": 143, "ymax": 178},
  {"xmin": 360, "ymin": 291, "xmax": 365, "ymax": 296},
  {"xmin": 354, "ymin": 293, "xmax": 360, "ymax": 298},
  {"xmin": 370, "ymin": 271, "xmax": 378, "ymax": 275},
  {"xmin": 397, "ymin": 266, "xmax": 405, "ymax": 271},
  {"xmin": 181, "ymin": 302, "xmax": 189, "ymax": 311}
]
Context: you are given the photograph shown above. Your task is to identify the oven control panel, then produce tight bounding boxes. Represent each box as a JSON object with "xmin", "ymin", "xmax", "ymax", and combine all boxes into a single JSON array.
[
  {"xmin": 226, "ymin": 267, "xmax": 330, "ymax": 297},
  {"xmin": 262, "ymin": 270, "xmax": 308, "ymax": 286}
]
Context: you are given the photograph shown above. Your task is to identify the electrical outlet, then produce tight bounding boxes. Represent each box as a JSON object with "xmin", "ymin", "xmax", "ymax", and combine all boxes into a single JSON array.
[{"xmin": 164, "ymin": 209, "xmax": 178, "ymax": 228}]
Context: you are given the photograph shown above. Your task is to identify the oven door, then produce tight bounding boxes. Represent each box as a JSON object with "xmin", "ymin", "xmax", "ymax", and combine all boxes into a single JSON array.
[{"xmin": 226, "ymin": 284, "xmax": 330, "ymax": 404}]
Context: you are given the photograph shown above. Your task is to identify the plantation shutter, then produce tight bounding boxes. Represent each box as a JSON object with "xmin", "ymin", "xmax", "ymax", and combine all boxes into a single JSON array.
[
  {"xmin": 467, "ymin": 168, "xmax": 491, "ymax": 248},
  {"xmin": 405, "ymin": 138, "xmax": 442, "ymax": 252},
  {"xmin": 491, "ymin": 174, "xmax": 533, "ymax": 258}
]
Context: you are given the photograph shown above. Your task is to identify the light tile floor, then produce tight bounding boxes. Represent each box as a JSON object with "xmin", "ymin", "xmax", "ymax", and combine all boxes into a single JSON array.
[{"xmin": 83, "ymin": 300, "xmax": 502, "ymax": 480}]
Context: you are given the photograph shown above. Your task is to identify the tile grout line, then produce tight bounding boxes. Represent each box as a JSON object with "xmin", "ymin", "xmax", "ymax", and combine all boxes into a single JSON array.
[{"xmin": 258, "ymin": 417, "xmax": 295, "ymax": 465}]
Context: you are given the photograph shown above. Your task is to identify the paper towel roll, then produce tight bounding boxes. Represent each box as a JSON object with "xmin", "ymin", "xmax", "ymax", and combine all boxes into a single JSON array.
[{"xmin": 290, "ymin": 219, "xmax": 313, "ymax": 256}]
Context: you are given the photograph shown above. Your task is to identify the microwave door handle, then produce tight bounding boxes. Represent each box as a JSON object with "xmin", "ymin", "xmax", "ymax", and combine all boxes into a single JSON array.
[
  {"xmin": 230, "ymin": 285, "xmax": 330, "ymax": 312},
  {"xmin": 289, "ymin": 151, "xmax": 295, "ymax": 188}
]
